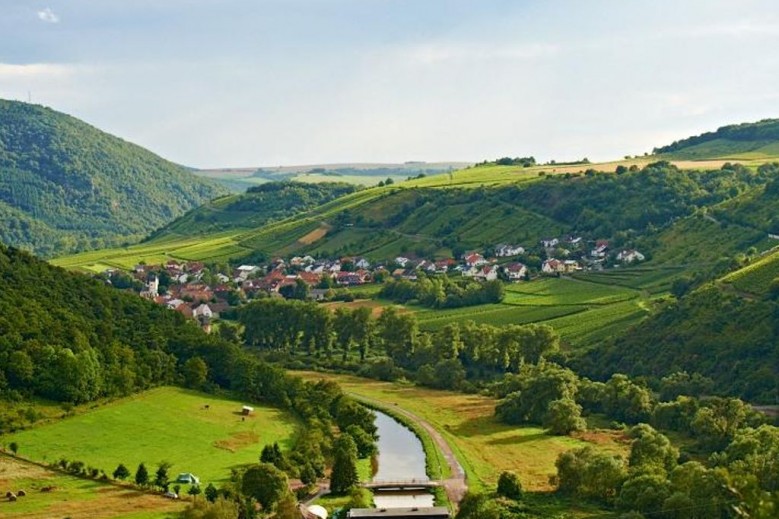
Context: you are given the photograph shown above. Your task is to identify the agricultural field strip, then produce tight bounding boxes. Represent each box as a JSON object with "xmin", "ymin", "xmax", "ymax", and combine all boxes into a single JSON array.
[{"xmin": 0, "ymin": 454, "xmax": 185, "ymax": 519}]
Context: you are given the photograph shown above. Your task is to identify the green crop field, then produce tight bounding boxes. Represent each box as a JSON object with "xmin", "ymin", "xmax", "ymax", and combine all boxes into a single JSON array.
[
  {"xmin": 545, "ymin": 299, "xmax": 649, "ymax": 349},
  {"xmin": 3, "ymin": 387, "xmax": 298, "ymax": 488},
  {"xmin": 503, "ymin": 277, "xmax": 638, "ymax": 306},
  {"xmin": 412, "ymin": 303, "xmax": 586, "ymax": 331},
  {"xmin": 572, "ymin": 266, "xmax": 685, "ymax": 294}
]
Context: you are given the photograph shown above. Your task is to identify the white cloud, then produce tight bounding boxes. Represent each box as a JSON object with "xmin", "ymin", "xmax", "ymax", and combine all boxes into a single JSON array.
[
  {"xmin": 37, "ymin": 7, "xmax": 60, "ymax": 24},
  {"xmin": 0, "ymin": 63, "xmax": 74, "ymax": 79},
  {"xmin": 398, "ymin": 42, "xmax": 559, "ymax": 65}
]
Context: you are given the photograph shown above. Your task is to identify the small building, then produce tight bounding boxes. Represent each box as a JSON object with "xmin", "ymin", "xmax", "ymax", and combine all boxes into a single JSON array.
[
  {"xmin": 617, "ymin": 249, "xmax": 646, "ymax": 263},
  {"xmin": 495, "ymin": 244, "xmax": 524, "ymax": 257},
  {"xmin": 175, "ymin": 473, "xmax": 200, "ymax": 485},
  {"xmin": 241, "ymin": 405, "xmax": 254, "ymax": 416},
  {"xmin": 504, "ymin": 262, "xmax": 528, "ymax": 281},
  {"xmin": 347, "ymin": 508, "xmax": 450, "ymax": 518}
]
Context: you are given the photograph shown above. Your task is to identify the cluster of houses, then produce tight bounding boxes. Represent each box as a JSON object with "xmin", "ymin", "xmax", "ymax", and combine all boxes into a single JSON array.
[{"xmin": 117, "ymin": 237, "xmax": 644, "ymax": 329}]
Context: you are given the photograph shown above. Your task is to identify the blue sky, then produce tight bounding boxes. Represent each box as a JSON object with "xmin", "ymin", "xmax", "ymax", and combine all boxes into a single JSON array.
[{"xmin": 1, "ymin": 0, "xmax": 778, "ymax": 168}]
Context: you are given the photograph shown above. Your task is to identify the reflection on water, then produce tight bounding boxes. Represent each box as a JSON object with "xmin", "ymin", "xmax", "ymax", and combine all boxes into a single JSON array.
[{"xmin": 372, "ymin": 410, "xmax": 435, "ymax": 508}]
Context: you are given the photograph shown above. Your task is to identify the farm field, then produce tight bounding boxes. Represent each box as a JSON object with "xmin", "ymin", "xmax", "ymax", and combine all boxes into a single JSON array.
[
  {"xmin": 3, "ymin": 387, "xmax": 298, "ymax": 488},
  {"xmin": 0, "ymin": 455, "xmax": 184, "ymax": 519},
  {"xmin": 503, "ymin": 277, "xmax": 639, "ymax": 306},
  {"xmin": 412, "ymin": 302, "xmax": 586, "ymax": 331},
  {"xmin": 292, "ymin": 371, "xmax": 629, "ymax": 494}
]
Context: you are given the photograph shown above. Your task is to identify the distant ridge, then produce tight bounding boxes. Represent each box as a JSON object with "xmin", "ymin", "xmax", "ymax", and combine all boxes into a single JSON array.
[
  {"xmin": 655, "ymin": 118, "xmax": 779, "ymax": 160},
  {"xmin": 0, "ymin": 100, "xmax": 226, "ymax": 257}
]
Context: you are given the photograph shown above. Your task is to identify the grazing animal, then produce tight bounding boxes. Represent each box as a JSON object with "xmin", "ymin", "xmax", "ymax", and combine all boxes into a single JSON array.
[
  {"xmin": 5, "ymin": 491, "xmax": 12, "ymax": 498},
  {"xmin": 17, "ymin": 489, "xmax": 26, "ymax": 496},
  {"xmin": 40, "ymin": 486, "xmax": 55, "ymax": 492},
  {"xmin": 8, "ymin": 492, "xmax": 17, "ymax": 501}
]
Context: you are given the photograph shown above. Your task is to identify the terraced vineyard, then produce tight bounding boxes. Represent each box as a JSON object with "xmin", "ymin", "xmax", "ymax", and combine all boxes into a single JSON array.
[
  {"xmin": 503, "ymin": 277, "xmax": 638, "ymax": 306},
  {"xmin": 408, "ymin": 277, "xmax": 650, "ymax": 348},
  {"xmin": 413, "ymin": 303, "xmax": 586, "ymax": 331},
  {"xmin": 722, "ymin": 249, "xmax": 779, "ymax": 295},
  {"xmin": 572, "ymin": 266, "xmax": 685, "ymax": 294}
]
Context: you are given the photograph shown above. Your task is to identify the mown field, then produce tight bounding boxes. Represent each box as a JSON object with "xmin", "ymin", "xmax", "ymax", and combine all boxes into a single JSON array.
[
  {"xmin": 293, "ymin": 372, "xmax": 630, "ymax": 495},
  {"xmin": 0, "ymin": 456, "xmax": 184, "ymax": 519},
  {"xmin": 3, "ymin": 387, "xmax": 298, "ymax": 487}
]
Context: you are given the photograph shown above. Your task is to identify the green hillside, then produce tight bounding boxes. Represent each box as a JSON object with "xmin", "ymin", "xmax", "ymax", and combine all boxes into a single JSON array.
[
  {"xmin": 655, "ymin": 118, "xmax": 779, "ymax": 160},
  {"xmin": 580, "ymin": 246, "xmax": 779, "ymax": 403},
  {"xmin": 55, "ymin": 160, "xmax": 777, "ymax": 270},
  {"xmin": 152, "ymin": 181, "xmax": 357, "ymax": 239},
  {"xmin": 0, "ymin": 100, "xmax": 226, "ymax": 257}
]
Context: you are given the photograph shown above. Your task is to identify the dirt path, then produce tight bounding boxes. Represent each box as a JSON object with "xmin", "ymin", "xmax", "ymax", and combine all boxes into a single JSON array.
[{"xmin": 348, "ymin": 394, "xmax": 468, "ymax": 508}]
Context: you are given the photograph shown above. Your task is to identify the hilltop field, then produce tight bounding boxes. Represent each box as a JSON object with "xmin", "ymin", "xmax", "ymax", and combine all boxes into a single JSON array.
[{"xmin": 3, "ymin": 387, "xmax": 298, "ymax": 488}]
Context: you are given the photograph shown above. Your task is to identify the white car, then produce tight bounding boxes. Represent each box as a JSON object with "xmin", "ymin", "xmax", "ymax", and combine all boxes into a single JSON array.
[{"xmin": 163, "ymin": 491, "xmax": 179, "ymax": 500}]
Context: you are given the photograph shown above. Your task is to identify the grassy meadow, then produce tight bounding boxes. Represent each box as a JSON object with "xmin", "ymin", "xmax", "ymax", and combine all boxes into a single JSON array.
[
  {"xmin": 2, "ymin": 387, "xmax": 298, "ymax": 487},
  {"xmin": 0, "ymin": 455, "xmax": 184, "ymax": 519},
  {"xmin": 293, "ymin": 371, "xmax": 630, "ymax": 493}
]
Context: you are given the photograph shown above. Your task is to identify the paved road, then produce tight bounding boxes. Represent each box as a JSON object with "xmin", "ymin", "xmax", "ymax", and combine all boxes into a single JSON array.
[{"xmin": 348, "ymin": 393, "xmax": 468, "ymax": 508}]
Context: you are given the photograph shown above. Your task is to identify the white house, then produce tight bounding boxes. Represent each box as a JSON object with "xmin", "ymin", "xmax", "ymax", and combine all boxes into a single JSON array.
[
  {"xmin": 166, "ymin": 298, "xmax": 185, "ymax": 310},
  {"xmin": 474, "ymin": 265, "xmax": 498, "ymax": 281},
  {"xmin": 495, "ymin": 244, "xmax": 525, "ymax": 257},
  {"xmin": 395, "ymin": 257, "xmax": 411, "ymax": 267},
  {"xmin": 355, "ymin": 258, "xmax": 371, "ymax": 269},
  {"xmin": 193, "ymin": 304, "xmax": 214, "ymax": 319},
  {"xmin": 542, "ymin": 259, "xmax": 564, "ymax": 274},
  {"xmin": 504, "ymin": 262, "xmax": 528, "ymax": 280},
  {"xmin": 464, "ymin": 253, "xmax": 487, "ymax": 267},
  {"xmin": 541, "ymin": 238, "xmax": 559, "ymax": 248},
  {"xmin": 617, "ymin": 249, "xmax": 646, "ymax": 263},
  {"xmin": 591, "ymin": 240, "xmax": 609, "ymax": 259}
]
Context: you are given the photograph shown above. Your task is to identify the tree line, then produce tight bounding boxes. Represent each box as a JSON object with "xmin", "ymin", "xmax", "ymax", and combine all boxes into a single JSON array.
[
  {"xmin": 379, "ymin": 275, "xmax": 505, "ymax": 309},
  {"xmin": 239, "ymin": 298, "xmax": 559, "ymax": 388}
]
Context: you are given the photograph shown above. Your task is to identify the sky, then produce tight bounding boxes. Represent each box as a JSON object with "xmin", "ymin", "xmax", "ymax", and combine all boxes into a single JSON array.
[{"xmin": 1, "ymin": 0, "xmax": 779, "ymax": 168}]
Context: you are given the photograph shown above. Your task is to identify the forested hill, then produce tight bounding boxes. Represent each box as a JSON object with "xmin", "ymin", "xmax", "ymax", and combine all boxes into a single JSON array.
[
  {"xmin": 654, "ymin": 118, "xmax": 779, "ymax": 159},
  {"xmin": 0, "ymin": 244, "xmax": 337, "ymax": 422},
  {"xmin": 579, "ymin": 246, "xmax": 779, "ymax": 404},
  {"xmin": 151, "ymin": 181, "xmax": 357, "ymax": 239},
  {"xmin": 0, "ymin": 100, "xmax": 226, "ymax": 257}
]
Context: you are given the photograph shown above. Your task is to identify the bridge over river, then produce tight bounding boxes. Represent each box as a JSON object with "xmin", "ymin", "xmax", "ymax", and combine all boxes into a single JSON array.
[{"xmin": 361, "ymin": 479, "xmax": 443, "ymax": 491}]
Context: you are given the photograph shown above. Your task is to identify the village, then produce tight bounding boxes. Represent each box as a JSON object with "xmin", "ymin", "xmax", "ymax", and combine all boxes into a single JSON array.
[{"xmin": 105, "ymin": 237, "xmax": 646, "ymax": 329}]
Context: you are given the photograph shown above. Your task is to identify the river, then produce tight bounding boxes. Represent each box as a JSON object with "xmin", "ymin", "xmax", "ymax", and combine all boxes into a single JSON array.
[{"xmin": 371, "ymin": 410, "xmax": 435, "ymax": 509}]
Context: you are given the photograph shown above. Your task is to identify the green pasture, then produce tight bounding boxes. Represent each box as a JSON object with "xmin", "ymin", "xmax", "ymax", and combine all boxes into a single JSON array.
[
  {"xmin": 2, "ymin": 387, "xmax": 298, "ymax": 487},
  {"xmin": 503, "ymin": 277, "xmax": 638, "ymax": 306}
]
